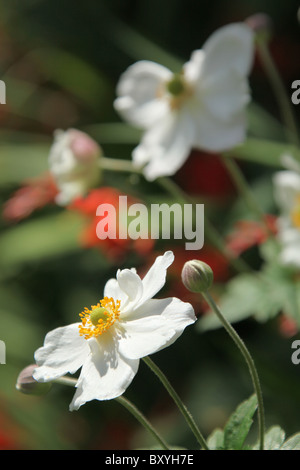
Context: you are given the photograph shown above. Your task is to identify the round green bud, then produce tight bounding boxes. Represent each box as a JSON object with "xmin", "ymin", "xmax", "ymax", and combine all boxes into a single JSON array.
[
  {"xmin": 181, "ymin": 260, "xmax": 214, "ymax": 293},
  {"xmin": 16, "ymin": 364, "xmax": 52, "ymax": 396},
  {"xmin": 90, "ymin": 307, "xmax": 109, "ymax": 326},
  {"xmin": 166, "ymin": 74, "xmax": 185, "ymax": 96}
]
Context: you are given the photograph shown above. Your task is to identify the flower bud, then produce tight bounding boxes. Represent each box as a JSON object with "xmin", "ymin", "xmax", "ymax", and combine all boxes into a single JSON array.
[
  {"xmin": 49, "ymin": 128, "xmax": 102, "ymax": 206},
  {"xmin": 245, "ymin": 13, "xmax": 273, "ymax": 42},
  {"xmin": 181, "ymin": 260, "xmax": 214, "ymax": 293},
  {"xmin": 16, "ymin": 364, "xmax": 52, "ymax": 396}
]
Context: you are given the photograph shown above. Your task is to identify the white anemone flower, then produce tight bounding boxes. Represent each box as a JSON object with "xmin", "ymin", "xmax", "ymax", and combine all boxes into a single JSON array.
[
  {"xmin": 273, "ymin": 170, "xmax": 300, "ymax": 267},
  {"xmin": 114, "ymin": 23, "xmax": 254, "ymax": 181},
  {"xmin": 33, "ymin": 251, "xmax": 196, "ymax": 410},
  {"xmin": 49, "ymin": 129, "xmax": 101, "ymax": 206}
]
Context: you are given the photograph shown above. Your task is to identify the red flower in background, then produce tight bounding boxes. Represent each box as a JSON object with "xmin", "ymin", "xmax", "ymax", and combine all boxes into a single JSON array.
[
  {"xmin": 2, "ymin": 172, "xmax": 58, "ymax": 223},
  {"xmin": 69, "ymin": 187, "xmax": 154, "ymax": 261},
  {"xmin": 278, "ymin": 314, "xmax": 298, "ymax": 339},
  {"xmin": 226, "ymin": 215, "xmax": 278, "ymax": 256},
  {"xmin": 175, "ymin": 150, "xmax": 236, "ymax": 199},
  {"xmin": 0, "ymin": 403, "xmax": 23, "ymax": 450}
]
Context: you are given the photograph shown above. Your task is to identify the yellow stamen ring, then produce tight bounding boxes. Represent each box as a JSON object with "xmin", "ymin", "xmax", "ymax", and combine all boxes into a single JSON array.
[{"xmin": 78, "ymin": 297, "xmax": 121, "ymax": 339}]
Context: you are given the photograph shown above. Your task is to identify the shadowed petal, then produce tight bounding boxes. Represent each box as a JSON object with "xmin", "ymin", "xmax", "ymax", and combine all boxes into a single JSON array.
[
  {"xmin": 69, "ymin": 333, "xmax": 139, "ymax": 410},
  {"xmin": 133, "ymin": 110, "xmax": 195, "ymax": 181}
]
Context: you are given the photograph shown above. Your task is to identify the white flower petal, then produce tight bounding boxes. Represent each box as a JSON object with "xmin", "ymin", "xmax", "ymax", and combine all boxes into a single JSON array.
[
  {"xmin": 114, "ymin": 60, "xmax": 172, "ymax": 129},
  {"xmin": 192, "ymin": 106, "xmax": 247, "ymax": 152},
  {"xmin": 136, "ymin": 250, "xmax": 174, "ymax": 307},
  {"xmin": 69, "ymin": 333, "xmax": 139, "ymax": 410},
  {"xmin": 201, "ymin": 23, "xmax": 254, "ymax": 79},
  {"xmin": 273, "ymin": 171, "xmax": 300, "ymax": 214},
  {"xmin": 280, "ymin": 232, "xmax": 300, "ymax": 268},
  {"xmin": 183, "ymin": 49, "xmax": 205, "ymax": 84},
  {"xmin": 199, "ymin": 68, "xmax": 250, "ymax": 121},
  {"xmin": 133, "ymin": 110, "xmax": 195, "ymax": 181},
  {"xmin": 118, "ymin": 297, "xmax": 196, "ymax": 360},
  {"xmin": 117, "ymin": 268, "xmax": 143, "ymax": 306},
  {"xmin": 104, "ymin": 278, "xmax": 128, "ymax": 305},
  {"xmin": 33, "ymin": 323, "xmax": 88, "ymax": 382}
]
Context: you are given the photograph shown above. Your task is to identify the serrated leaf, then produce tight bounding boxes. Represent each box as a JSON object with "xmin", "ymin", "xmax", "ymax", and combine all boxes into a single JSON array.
[
  {"xmin": 223, "ymin": 395, "xmax": 257, "ymax": 450},
  {"xmin": 281, "ymin": 433, "xmax": 300, "ymax": 450},
  {"xmin": 252, "ymin": 426, "xmax": 286, "ymax": 450}
]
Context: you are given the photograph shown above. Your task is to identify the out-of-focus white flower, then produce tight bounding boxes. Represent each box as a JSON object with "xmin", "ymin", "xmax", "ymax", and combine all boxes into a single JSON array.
[
  {"xmin": 280, "ymin": 153, "xmax": 300, "ymax": 174},
  {"xmin": 33, "ymin": 251, "xmax": 196, "ymax": 410},
  {"xmin": 273, "ymin": 170, "xmax": 300, "ymax": 267},
  {"xmin": 114, "ymin": 23, "xmax": 254, "ymax": 181},
  {"xmin": 49, "ymin": 129, "xmax": 101, "ymax": 205}
]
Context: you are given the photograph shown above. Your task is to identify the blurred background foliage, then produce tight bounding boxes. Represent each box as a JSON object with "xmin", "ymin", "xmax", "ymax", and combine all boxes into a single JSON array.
[{"xmin": 0, "ymin": 0, "xmax": 300, "ymax": 450}]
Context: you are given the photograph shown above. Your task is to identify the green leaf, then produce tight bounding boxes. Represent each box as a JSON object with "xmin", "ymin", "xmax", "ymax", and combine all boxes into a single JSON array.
[
  {"xmin": 252, "ymin": 426, "xmax": 286, "ymax": 450},
  {"xmin": 247, "ymin": 102, "xmax": 286, "ymax": 141},
  {"xmin": 223, "ymin": 395, "xmax": 257, "ymax": 450},
  {"xmin": 198, "ymin": 273, "xmax": 260, "ymax": 330},
  {"xmin": 107, "ymin": 18, "xmax": 182, "ymax": 72},
  {"xmin": 0, "ymin": 211, "xmax": 85, "ymax": 270},
  {"xmin": 83, "ymin": 122, "xmax": 142, "ymax": 144},
  {"xmin": 226, "ymin": 138, "xmax": 300, "ymax": 167},
  {"xmin": 281, "ymin": 433, "xmax": 300, "ymax": 450},
  {"xmin": 207, "ymin": 428, "xmax": 224, "ymax": 450},
  {"xmin": 29, "ymin": 48, "xmax": 112, "ymax": 110},
  {"xmin": 198, "ymin": 257, "xmax": 300, "ymax": 332},
  {"xmin": 0, "ymin": 143, "xmax": 48, "ymax": 184}
]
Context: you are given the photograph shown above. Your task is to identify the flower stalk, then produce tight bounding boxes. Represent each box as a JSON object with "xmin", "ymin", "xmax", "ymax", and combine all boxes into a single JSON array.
[
  {"xmin": 221, "ymin": 155, "xmax": 275, "ymax": 239},
  {"xmin": 54, "ymin": 376, "xmax": 170, "ymax": 450},
  {"xmin": 143, "ymin": 356, "xmax": 209, "ymax": 450},
  {"xmin": 201, "ymin": 291, "xmax": 265, "ymax": 450},
  {"xmin": 256, "ymin": 36, "xmax": 300, "ymax": 147}
]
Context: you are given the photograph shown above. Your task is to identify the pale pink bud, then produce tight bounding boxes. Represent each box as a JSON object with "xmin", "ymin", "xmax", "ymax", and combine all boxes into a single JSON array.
[
  {"xmin": 181, "ymin": 260, "xmax": 214, "ymax": 293},
  {"xmin": 16, "ymin": 364, "xmax": 52, "ymax": 395}
]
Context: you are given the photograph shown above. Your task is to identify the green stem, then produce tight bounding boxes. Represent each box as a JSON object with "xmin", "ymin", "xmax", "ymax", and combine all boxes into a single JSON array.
[
  {"xmin": 53, "ymin": 376, "xmax": 170, "ymax": 450},
  {"xmin": 100, "ymin": 156, "xmax": 143, "ymax": 174},
  {"xmin": 115, "ymin": 396, "xmax": 170, "ymax": 450},
  {"xmin": 201, "ymin": 292, "xmax": 265, "ymax": 450},
  {"xmin": 142, "ymin": 356, "xmax": 209, "ymax": 450},
  {"xmin": 256, "ymin": 38, "xmax": 300, "ymax": 147},
  {"xmin": 221, "ymin": 156, "xmax": 265, "ymax": 221},
  {"xmin": 221, "ymin": 155, "xmax": 274, "ymax": 239}
]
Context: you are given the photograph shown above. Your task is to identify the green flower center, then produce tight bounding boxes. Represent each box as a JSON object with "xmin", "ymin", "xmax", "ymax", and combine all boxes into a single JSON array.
[
  {"xmin": 89, "ymin": 307, "xmax": 110, "ymax": 326},
  {"xmin": 166, "ymin": 74, "xmax": 186, "ymax": 96}
]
